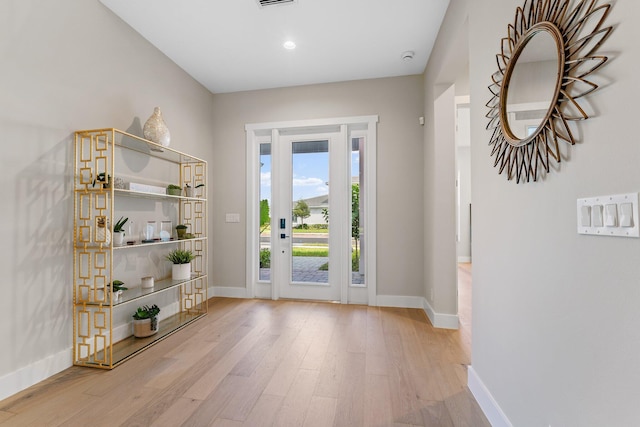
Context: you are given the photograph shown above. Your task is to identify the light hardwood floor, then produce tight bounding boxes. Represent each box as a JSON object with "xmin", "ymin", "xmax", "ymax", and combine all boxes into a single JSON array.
[{"xmin": 0, "ymin": 265, "xmax": 488, "ymax": 426}]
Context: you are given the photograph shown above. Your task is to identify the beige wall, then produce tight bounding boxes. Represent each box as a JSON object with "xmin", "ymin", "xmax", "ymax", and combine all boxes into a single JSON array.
[
  {"xmin": 0, "ymin": 0, "xmax": 214, "ymax": 399},
  {"xmin": 423, "ymin": 0, "xmax": 470, "ymax": 318},
  {"xmin": 210, "ymin": 76, "xmax": 425, "ymax": 297},
  {"xmin": 466, "ymin": 0, "xmax": 640, "ymax": 425}
]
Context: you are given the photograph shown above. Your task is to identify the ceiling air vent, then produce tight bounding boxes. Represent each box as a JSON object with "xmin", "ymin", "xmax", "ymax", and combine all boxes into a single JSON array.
[{"xmin": 256, "ymin": 0, "xmax": 297, "ymax": 8}]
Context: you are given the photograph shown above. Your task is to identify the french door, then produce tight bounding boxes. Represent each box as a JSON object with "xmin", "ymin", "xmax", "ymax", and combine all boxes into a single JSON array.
[
  {"xmin": 274, "ymin": 131, "xmax": 345, "ymax": 300},
  {"xmin": 246, "ymin": 116, "xmax": 378, "ymax": 304}
]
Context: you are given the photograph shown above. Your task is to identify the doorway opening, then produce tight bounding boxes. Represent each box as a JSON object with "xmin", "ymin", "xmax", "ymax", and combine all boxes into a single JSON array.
[
  {"xmin": 456, "ymin": 96, "xmax": 471, "ymax": 264},
  {"xmin": 246, "ymin": 116, "xmax": 378, "ymax": 304}
]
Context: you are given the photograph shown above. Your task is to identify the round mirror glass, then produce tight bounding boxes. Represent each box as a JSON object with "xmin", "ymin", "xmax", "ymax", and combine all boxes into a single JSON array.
[{"xmin": 504, "ymin": 29, "xmax": 560, "ymax": 140}]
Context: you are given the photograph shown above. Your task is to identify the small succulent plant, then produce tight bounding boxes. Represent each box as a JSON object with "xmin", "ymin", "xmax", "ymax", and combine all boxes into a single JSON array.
[
  {"xmin": 132, "ymin": 304, "xmax": 160, "ymax": 320},
  {"xmin": 113, "ymin": 217, "xmax": 128, "ymax": 233}
]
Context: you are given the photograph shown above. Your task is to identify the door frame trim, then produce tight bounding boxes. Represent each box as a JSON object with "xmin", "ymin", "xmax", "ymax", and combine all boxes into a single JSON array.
[{"xmin": 245, "ymin": 115, "xmax": 378, "ymax": 305}]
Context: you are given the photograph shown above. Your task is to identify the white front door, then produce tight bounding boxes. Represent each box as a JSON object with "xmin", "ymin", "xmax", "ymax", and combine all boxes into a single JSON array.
[
  {"xmin": 246, "ymin": 116, "xmax": 378, "ymax": 305},
  {"xmin": 272, "ymin": 130, "xmax": 347, "ymax": 301}
]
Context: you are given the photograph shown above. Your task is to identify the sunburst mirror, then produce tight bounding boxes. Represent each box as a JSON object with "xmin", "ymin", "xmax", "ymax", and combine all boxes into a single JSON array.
[{"xmin": 486, "ymin": 0, "xmax": 612, "ymax": 183}]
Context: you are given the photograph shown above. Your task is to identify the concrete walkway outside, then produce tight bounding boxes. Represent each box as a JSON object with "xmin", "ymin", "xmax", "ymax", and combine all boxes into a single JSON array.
[{"xmin": 260, "ymin": 256, "xmax": 364, "ymax": 285}]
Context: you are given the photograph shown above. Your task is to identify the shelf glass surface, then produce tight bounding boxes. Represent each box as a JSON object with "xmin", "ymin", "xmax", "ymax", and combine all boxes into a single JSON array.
[
  {"xmin": 81, "ymin": 274, "xmax": 207, "ymax": 307},
  {"xmin": 84, "ymin": 311, "xmax": 206, "ymax": 368}
]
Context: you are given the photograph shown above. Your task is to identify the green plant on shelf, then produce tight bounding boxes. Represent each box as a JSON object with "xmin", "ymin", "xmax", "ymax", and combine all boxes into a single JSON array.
[
  {"xmin": 113, "ymin": 216, "xmax": 128, "ymax": 232},
  {"xmin": 108, "ymin": 280, "xmax": 128, "ymax": 292},
  {"xmin": 165, "ymin": 249, "xmax": 195, "ymax": 264},
  {"xmin": 166, "ymin": 184, "xmax": 182, "ymax": 196},
  {"xmin": 176, "ymin": 224, "xmax": 188, "ymax": 239},
  {"xmin": 132, "ymin": 304, "xmax": 160, "ymax": 320}
]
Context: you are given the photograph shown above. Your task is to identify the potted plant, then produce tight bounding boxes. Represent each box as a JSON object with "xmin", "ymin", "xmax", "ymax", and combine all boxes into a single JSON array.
[
  {"xmin": 92, "ymin": 172, "xmax": 111, "ymax": 189},
  {"xmin": 165, "ymin": 248, "xmax": 195, "ymax": 280},
  {"xmin": 184, "ymin": 183, "xmax": 205, "ymax": 198},
  {"xmin": 132, "ymin": 304, "xmax": 160, "ymax": 338},
  {"xmin": 166, "ymin": 184, "xmax": 182, "ymax": 196},
  {"xmin": 176, "ymin": 224, "xmax": 188, "ymax": 239},
  {"xmin": 107, "ymin": 279, "xmax": 128, "ymax": 302},
  {"xmin": 112, "ymin": 216, "xmax": 128, "ymax": 246}
]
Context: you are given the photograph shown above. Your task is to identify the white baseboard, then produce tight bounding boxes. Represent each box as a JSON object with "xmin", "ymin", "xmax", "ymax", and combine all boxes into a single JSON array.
[
  {"xmin": 376, "ymin": 295, "xmax": 459, "ymax": 330},
  {"xmin": 210, "ymin": 286, "xmax": 248, "ymax": 299},
  {"xmin": 0, "ymin": 348, "xmax": 71, "ymax": 402},
  {"xmin": 468, "ymin": 366, "xmax": 512, "ymax": 427},
  {"xmin": 376, "ymin": 294, "xmax": 425, "ymax": 309},
  {"xmin": 422, "ymin": 298, "xmax": 459, "ymax": 329},
  {"xmin": 457, "ymin": 256, "xmax": 471, "ymax": 263},
  {"xmin": 253, "ymin": 283, "xmax": 273, "ymax": 299}
]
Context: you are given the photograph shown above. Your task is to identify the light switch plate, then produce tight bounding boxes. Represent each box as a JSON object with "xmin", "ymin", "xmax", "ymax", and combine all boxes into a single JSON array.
[
  {"xmin": 225, "ymin": 213, "xmax": 240, "ymax": 223},
  {"xmin": 577, "ymin": 193, "xmax": 639, "ymax": 237}
]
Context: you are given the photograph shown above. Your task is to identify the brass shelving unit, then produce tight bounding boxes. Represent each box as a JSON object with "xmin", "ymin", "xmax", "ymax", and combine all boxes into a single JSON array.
[{"xmin": 73, "ymin": 128, "xmax": 207, "ymax": 369}]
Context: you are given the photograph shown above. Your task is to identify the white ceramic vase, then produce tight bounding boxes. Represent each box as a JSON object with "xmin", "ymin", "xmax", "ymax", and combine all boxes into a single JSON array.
[
  {"xmin": 96, "ymin": 218, "xmax": 111, "ymax": 245},
  {"xmin": 143, "ymin": 107, "xmax": 171, "ymax": 147},
  {"xmin": 172, "ymin": 263, "xmax": 191, "ymax": 281}
]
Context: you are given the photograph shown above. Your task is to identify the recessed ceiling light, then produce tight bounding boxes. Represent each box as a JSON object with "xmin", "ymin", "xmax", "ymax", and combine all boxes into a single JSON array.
[{"xmin": 283, "ymin": 40, "xmax": 296, "ymax": 50}]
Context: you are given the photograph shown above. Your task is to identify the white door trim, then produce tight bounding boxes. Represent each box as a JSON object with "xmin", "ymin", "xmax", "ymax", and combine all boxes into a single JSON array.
[{"xmin": 245, "ymin": 116, "xmax": 378, "ymax": 305}]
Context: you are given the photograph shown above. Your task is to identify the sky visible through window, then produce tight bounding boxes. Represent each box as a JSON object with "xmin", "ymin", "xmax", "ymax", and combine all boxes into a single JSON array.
[{"xmin": 260, "ymin": 147, "xmax": 359, "ymax": 204}]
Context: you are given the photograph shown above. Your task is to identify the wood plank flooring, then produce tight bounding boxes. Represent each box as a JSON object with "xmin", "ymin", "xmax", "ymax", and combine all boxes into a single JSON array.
[{"xmin": 0, "ymin": 264, "xmax": 488, "ymax": 426}]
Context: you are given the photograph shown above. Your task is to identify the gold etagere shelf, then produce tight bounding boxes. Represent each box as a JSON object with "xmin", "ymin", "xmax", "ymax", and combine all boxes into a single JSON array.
[{"xmin": 73, "ymin": 128, "xmax": 207, "ymax": 369}]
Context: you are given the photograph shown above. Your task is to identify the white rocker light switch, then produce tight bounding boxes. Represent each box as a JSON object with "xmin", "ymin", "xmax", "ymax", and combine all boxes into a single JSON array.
[
  {"xmin": 592, "ymin": 204, "xmax": 604, "ymax": 227},
  {"xmin": 604, "ymin": 204, "xmax": 617, "ymax": 227},
  {"xmin": 620, "ymin": 202, "xmax": 633, "ymax": 227},
  {"xmin": 580, "ymin": 205, "xmax": 591, "ymax": 227}
]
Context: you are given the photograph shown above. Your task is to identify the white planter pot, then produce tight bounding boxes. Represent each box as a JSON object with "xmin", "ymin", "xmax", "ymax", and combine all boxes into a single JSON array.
[
  {"xmin": 172, "ymin": 263, "xmax": 191, "ymax": 281},
  {"xmin": 111, "ymin": 290, "xmax": 123, "ymax": 302},
  {"xmin": 133, "ymin": 317, "xmax": 159, "ymax": 338},
  {"xmin": 141, "ymin": 276, "xmax": 154, "ymax": 289},
  {"xmin": 112, "ymin": 231, "xmax": 125, "ymax": 246}
]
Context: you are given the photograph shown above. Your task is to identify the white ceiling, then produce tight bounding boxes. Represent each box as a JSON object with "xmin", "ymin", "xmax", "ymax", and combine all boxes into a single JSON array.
[{"xmin": 100, "ymin": 0, "xmax": 450, "ymax": 94}]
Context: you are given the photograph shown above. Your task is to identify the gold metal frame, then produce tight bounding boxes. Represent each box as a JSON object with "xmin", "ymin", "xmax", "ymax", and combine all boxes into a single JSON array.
[
  {"xmin": 486, "ymin": 0, "xmax": 612, "ymax": 183},
  {"xmin": 73, "ymin": 128, "xmax": 208, "ymax": 369}
]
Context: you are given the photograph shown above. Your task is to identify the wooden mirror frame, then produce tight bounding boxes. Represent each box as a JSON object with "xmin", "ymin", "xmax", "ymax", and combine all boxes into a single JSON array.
[{"xmin": 486, "ymin": 0, "xmax": 612, "ymax": 183}]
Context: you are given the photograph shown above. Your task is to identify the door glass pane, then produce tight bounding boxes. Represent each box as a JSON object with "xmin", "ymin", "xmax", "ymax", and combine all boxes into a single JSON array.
[
  {"xmin": 259, "ymin": 143, "xmax": 271, "ymax": 281},
  {"xmin": 352, "ymin": 137, "xmax": 365, "ymax": 286},
  {"xmin": 291, "ymin": 140, "xmax": 329, "ymax": 284}
]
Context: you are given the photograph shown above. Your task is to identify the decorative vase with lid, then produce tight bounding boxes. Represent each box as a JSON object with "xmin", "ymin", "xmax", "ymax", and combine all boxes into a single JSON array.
[
  {"xmin": 96, "ymin": 216, "xmax": 111, "ymax": 245},
  {"xmin": 143, "ymin": 107, "xmax": 171, "ymax": 148}
]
